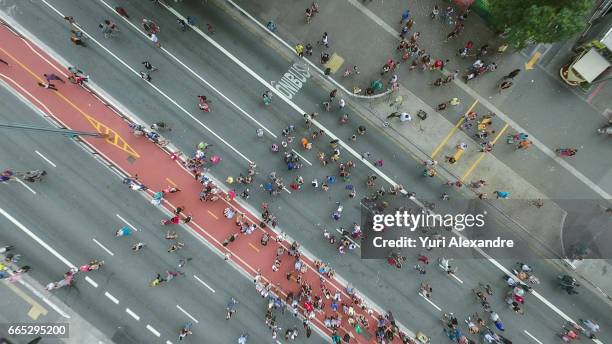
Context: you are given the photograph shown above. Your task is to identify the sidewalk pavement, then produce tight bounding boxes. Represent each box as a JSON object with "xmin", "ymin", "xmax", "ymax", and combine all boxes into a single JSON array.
[{"xmin": 216, "ymin": 0, "xmax": 612, "ymax": 303}]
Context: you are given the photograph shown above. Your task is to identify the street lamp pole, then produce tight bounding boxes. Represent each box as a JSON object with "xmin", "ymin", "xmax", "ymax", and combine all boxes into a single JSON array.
[{"xmin": 0, "ymin": 123, "xmax": 108, "ymax": 138}]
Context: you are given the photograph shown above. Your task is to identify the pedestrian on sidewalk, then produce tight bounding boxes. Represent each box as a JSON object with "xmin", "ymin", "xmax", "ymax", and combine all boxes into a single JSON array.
[
  {"xmin": 318, "ymin": 32, "xmax": 329, "ymax": 48},
  {"xmin": 0, "ymin": 57, "xmax": 8, "ymax": 66},
  {"xmin": 499, "ymin": 80, "xmax": 513, "ymax": 92},
  {"xmin": 305, "ymin": 43, "xmax": 313, "ymax": 56},
  {"xmin": 295, "ymin": 43, "xmax": 304, "ymax": 57},
  {"xmin": 320, "ymin": 52, "xmax": 330, "ymax": 64},
  {"xmin": 37, "ymin": 82, "xmax": 58, "ymax": 90},
  {"xmin": 494, "ymin": 191, "xmax": 509, "ymax": 199},
  {"xmin": 504, "ymin": 68, "xmax": 521, "ymax": 80},
  {"xmin": 399, "ymin": 9, "xmax": 410, "ymax": 23}
]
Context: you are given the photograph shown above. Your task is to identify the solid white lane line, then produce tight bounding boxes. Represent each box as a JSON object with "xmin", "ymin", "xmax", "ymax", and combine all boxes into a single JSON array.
[
  {"xmin": 116, "ymin": 214, "xmax": 139, "ymax": 232},
  {"xmin": 146, "ymin": 324, "xmax": 160, "ymax": 337},
  {"xmin": 38, "ymin": 0, "xmax": 253, "ymax": 165},
  {"xmin": 291, "ymin": 149, "xmax": 313, "ymax": 166},
  {"xmin": 419, "ymin": 294, "xmax": 441, "ymax": 311},
  {"xmin": 176, "ymin": 305, "xmax": 199, "ymax": 324},
  {"xmin": 523, "ymin": 330, "xmax": 544, "ymax": 344},
  {"xmin": 193, "ymin": 275, "xmax": 216, "ymax": 293},
  {"xmin": 85, "ymin": 276, "xmax": 98, "ymax": 288},
  {"xmin": 347, "ymin": 0, "xmax": 398, "ymax": 37},
  {"xmin": 126, "ymin": 308, "xmax": 140, "ymax": 321},
  {"xmin": 15, "ymin": 178, "xmax": 36, "ymax": 194},
  {"xmin": 34, "ymin": 150, "xmax": 57, "ymax": 167},
  {"xmin": 92, "ymin": 238, "xmax": 115, "ymax": 256},
  {"xmin": 104, "ymin": 291, "xmax": 119, "ymax": 304},
  {"xmin": 450, "ymin": 273, "xmax": 464, "ymax": 284},
  {"xmin": 0, "ymin": 208, "xmax": 74, "ymax": 268}
]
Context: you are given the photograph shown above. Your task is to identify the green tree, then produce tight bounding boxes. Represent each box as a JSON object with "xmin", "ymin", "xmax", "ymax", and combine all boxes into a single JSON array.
[{"xmin": 489, "ymin": 0, "xmax": 595, "ymax": 48}]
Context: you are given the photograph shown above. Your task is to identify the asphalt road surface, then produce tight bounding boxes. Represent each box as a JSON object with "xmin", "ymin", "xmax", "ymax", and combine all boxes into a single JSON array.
[{"xmin": 0, "ymin": 0, "xmax": 609, "ymax": 343}]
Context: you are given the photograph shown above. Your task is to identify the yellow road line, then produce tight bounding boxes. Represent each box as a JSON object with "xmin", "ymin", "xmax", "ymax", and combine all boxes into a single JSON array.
[
  {"xmin": 0, "ymin": 47, "xmax": 139, "ymax": 158},
  {"xmin": 325, "ymin": 53, "xmax": 345, "ymax": 74},
  {"xmin": 248, "ymin": 242, "xmax": 260, "ymax": 252},
  {"xmin": 431, "ymin": 100, "xmax": 478, "ymax": 158},
  {"xmin": 3, "ymin": 281, "xmax": 48, "ymax": 320},
  {"xmin": 461, "ymin": 123, "xmax": 509, "ymax": 181},
  {"xmin": 207, "ymin": 210, "xmax": 219, "ymax": 219},
  {"xmin": 165, "ymin": 178, "xmax": 177, "ymax": 187}
]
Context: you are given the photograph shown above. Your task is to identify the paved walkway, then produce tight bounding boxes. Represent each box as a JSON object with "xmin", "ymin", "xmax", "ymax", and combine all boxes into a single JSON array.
[{"xmin": 0, "ymin": 22, "xmax": 414, "ymax": 343}]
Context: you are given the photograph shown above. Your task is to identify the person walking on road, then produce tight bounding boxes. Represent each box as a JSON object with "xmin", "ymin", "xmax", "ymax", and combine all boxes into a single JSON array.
[
  {"xmin": 149, "ymin": 33, "xmax": 161, "ymax": 48},
  {"xmin": 399, "ymin": 9, "xmax": 410, "ymax": 23},
  {"xmin": 142, "ymin": 60, "xmax": 158, "ymax": 72},
  {"xmin": 37, "ymin": 82, "xmax": 58, "ymax": 90},
  {"xmin": 226, "ymin": 297, "xmax": 238, "ymax": 319},
  {"xmin": 44, "ymin": 73, "xmax": 65, "ymax": 83},
  {"xmin": 161, "ymin": 215, "xmax": 180, "ymax": 225}
]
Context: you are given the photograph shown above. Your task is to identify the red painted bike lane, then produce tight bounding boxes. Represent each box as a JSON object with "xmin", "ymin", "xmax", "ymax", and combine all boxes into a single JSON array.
[{"xmin": 0, "ymin": 22, "xmax": 414, "ymax": 344}]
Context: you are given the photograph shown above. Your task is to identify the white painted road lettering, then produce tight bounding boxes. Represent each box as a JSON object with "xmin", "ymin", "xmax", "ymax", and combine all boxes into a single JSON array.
[{"xmin": 273, "ymin": 63, "xmax": 311, "ymax": 99}]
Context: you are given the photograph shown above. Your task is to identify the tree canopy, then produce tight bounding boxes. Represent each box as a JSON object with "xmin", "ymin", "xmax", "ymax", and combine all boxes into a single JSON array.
[{"xmin": 489, "ymin": 0, "xmax": 595, "ymax": 48}]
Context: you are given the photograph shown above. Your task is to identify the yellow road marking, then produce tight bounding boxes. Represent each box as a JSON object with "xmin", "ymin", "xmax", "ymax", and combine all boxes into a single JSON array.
[
  {"xmin": 165, "ymin": 178, "xmax": 177, "ymax": 187},
  {"xmin": 325, "ymin": 53, "xmax": 345, "ymax": 74},
  {"xmin": 461, "ymin": 123, "xmax": 509, "ymax": 181},
  {"xmin": 525, "ymin": 52, "xmax": 541, "ymax": 70},
  {"xmin": 0, "ymin": 47, "xmax": 139, "ymax": 158},
  {"xmin": 248, "ymin": 242, "xmax": 260, "ymax": 252},
  {"xmin": 28, "ymin": 307, "xmax": 42, "ymax": 320},
  {"xmin": 431, "ymin": 100, "xmax": 478, "ymax": 158},
  {"xmin": 207, "ymin": 210, "xmax": 219, "ymax": 219},
  {"xmin": 3, "ymin": 281, "xmax": 48, "ymax": 319}
]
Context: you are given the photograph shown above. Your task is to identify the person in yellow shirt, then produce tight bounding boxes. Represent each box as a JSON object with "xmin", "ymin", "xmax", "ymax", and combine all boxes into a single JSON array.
[{"xmin": 295, "ymin": 43, "xmax": 304, "ymax": 57}]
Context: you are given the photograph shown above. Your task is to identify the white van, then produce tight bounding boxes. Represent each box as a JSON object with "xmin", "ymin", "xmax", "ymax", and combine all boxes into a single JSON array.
[{"xmin": 560, "ymin": 47, "xmax": 610, "ymax": 86}]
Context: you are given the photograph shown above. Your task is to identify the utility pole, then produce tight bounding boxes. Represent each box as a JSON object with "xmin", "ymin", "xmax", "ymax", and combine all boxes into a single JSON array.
[{"xmin": 0, "ymin": 123, "xmax": 108, "ymax": 138}]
